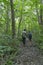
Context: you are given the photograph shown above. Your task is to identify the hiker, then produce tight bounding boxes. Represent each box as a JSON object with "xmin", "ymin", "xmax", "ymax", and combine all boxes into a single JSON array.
[
  {"xmin": 28, "ymin": 31, "xmax": 32, "ymax": 45},
  {"xmin": 22, "ymin": 29, "xmax": 26, "ymax": 46}
]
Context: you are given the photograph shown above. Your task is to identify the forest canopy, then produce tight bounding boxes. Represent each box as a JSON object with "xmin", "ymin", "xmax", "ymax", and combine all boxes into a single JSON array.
[{"xmin": 0, "ymin": 0, "xmax": 43, "ymax": 47}]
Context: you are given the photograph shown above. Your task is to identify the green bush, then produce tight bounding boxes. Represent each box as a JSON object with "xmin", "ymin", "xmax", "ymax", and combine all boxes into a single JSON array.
[
  {"xmin": 0, "ymin": 34, "xmax": 20, "ymax": 47},
  {"xmin": 5, "ymin": 60, "xmax": 13, "ymax": 65}
]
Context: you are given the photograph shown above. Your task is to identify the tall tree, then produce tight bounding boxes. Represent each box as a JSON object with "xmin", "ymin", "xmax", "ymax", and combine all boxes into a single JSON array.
[
  {"xmin": 17, "ymin": 0, "xmax": 24, "ymax": 36},
  {"xmin": 10, "ymin": 0, "xmax": 15, "ymax": 38},
  {"xmin": 6, "ymin": 4, "xmax": 10, "ymax": 34},
  {"xmin": 35, "ymin": 0, "xmax": 43, "ymax": 24},
  {"xmin": 40, "ymin": 0, "xmax": 43, "ymax": 24},
  {"xmin": 35, "ymin": 1, "xmax": 39, "ymax": 23},
  {"xmin": 18, "ymin": 10, "xmax": 22, "ymax": 36}
]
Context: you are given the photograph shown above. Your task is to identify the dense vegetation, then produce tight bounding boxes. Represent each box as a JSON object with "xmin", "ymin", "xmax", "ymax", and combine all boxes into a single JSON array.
[{"xmin": 0, "ymin": 0, "xmax": 43, "ymax": 65}]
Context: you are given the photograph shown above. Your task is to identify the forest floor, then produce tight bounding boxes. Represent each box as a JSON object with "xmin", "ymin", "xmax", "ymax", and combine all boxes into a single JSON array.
[
  {"xmin": 14, "ymin": 38, "xmax": 43, "ymax": 65},
  {"xmin": 0, "ymin": 38, "xmax": 43, "ymax": 65}
]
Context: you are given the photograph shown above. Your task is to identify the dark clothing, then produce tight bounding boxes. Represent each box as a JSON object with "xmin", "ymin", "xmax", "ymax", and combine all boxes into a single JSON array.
[
  {"xmin": 22, "ymin": 37, "xmax": 26, "ymax": 45},
  {"xmin": 28, "ymin": 32, "xmax": 32, "ymax": 41},
  {"xmin": 22, "ymin": 30, "xmax": 26, "ymax": 45}
]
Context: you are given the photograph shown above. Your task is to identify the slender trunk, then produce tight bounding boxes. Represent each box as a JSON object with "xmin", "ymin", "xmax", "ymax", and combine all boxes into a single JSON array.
[
  {"xmin": 40, "ymin": 0, "xmax": 43, "ymax": 24},
  {"xmin": 40, "ymin": 0, "xmax": 43, "ymax": 33},
  {"xmin": 18, "ymin": 11, "xmax": 22, "ymax": 36},
  {"xmin": 10, "ymin": 0, "xmax": 15, "ymax": 38},
  {"xmin": 6, "ymin": 5, "xmax": 9, "ymax": 34},
  {"xmin": 35, "ymin": 0, "xmax": 43, "ymax": 24},
  {"xmin": 35, "ymin": 1, "xmax": 39, "ymax": 23}
]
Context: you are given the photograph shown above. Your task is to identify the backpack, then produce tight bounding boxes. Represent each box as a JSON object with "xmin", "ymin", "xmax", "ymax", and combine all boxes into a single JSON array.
[
  {"xmin": 22, "ymin": 31, "xmax": 26, "ymax": 38},
  {"xmin": 28, "ymin": 32, "xmax": 32, "ymax": 38}
]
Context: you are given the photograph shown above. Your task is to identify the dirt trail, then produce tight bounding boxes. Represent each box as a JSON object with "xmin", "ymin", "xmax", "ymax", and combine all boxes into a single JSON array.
[{"xmin": 14, "ymin": 38, "xmax": 43, "ymax": 65}]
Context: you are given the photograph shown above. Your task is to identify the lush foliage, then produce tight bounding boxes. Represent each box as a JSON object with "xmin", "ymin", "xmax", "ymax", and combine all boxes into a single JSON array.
[{"xmin": 0, "ymin": 0, "xmax": 43, "ymax": 64}]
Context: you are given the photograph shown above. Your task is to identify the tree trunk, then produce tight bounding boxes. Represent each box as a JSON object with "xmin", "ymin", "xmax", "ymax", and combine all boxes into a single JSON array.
[
  {"xmin": 35, "ymin": 0, "xmax": 43, "ymax": 24},
  {"xmin": 36, "ymin": 8, "xmax": 39, "ymax": 23},
  {"xmin": 6, "ymin": 5, "xmax": 9, "ymax": 34},
  {"xmin": 18, "ymin": 11, "xmax": 22, "ymax": 36},
  {"xmin": 10, "ymin": 0, "xmax": 15, "ymax": 39},
  {"xmin": 40, "ymin": 0, "xmax": 43, "ymax": 24}
]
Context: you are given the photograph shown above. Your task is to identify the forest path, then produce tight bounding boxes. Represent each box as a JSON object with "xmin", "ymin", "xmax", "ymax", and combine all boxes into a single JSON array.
[{"xmin": 14, "ymin": 38, "xmax": 43, "ymax": 65}]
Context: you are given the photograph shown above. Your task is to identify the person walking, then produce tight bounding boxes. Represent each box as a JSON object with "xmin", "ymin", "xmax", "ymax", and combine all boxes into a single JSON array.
[
  {"xmin": 22, "ymin": 29, "xmax": 26, "ymax": 47},
  {"xmin": 28, "ymin": 31, "xmax": 32, "ymax": 46}
]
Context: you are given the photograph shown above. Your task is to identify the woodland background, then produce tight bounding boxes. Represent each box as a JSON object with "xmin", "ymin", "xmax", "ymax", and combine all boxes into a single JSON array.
[{"xmin": 0, "ymin": 0, "xmax": 43, "ymax": 65}]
